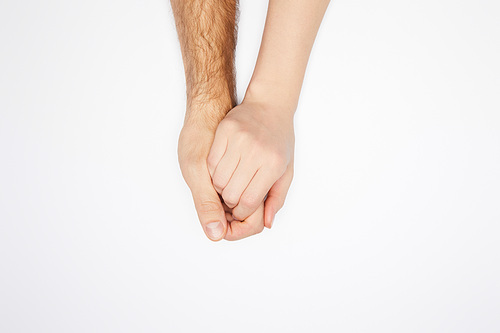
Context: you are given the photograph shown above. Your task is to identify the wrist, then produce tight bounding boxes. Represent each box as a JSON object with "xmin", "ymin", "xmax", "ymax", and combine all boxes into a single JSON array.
[
  {"xmin": 243, "ymin": 79, "xmax": 298, "ymax": 118},
  {"xmin": 184, "ymin": 75, "xmax": 236, "ymax": 124},
  {"xmin": 184, "ymin": 97, "xmax": 234, "ymax": 131}
]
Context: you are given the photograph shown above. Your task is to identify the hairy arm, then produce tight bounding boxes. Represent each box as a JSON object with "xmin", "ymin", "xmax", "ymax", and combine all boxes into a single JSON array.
[
  {"xmin": 172, "ymin": 0, "xmax": 268, "ymax": 241},
  {"xmin": 171, "ymin": 0, "xmax": 237, "ymax": 127},
  {"xmin": 172, "ymin": 0, "xmax": 238, "ymax": 241}
]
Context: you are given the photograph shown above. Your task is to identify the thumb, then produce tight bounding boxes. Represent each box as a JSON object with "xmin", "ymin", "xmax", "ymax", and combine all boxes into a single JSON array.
[
  {"xmin": 264, "ymin": 165, "xmax": 293, "ymax": 229},
  {"xmin": 189, "ymin": 168, "xmax": 228, "ymax": 241}
]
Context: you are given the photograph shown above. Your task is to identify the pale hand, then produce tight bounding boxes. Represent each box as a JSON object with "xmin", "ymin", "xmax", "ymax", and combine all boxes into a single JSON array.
[{"xmin": 207, "ymin": 99, "xmax": 295, "ymax": 229}]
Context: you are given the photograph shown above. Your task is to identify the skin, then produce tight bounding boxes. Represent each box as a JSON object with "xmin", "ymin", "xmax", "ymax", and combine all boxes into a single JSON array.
[{"xmin": 172, "ymin": 0, "xmax": 330, "ymax": 241}]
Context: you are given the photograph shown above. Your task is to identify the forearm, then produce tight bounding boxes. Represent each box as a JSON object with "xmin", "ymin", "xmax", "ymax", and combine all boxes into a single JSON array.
[
  {"xmin": 245, "ymin": 0, "xmax": 330, "ymax": 113},
  {"xmin": 171, "ymin": 0, "xmax": 238, "ymax": 128}
]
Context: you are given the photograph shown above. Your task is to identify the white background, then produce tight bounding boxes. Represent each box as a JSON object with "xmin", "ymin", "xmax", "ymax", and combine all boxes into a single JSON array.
[{"xmin": 1, "ymin": 0, "xmax": 499, "ymax": 332}]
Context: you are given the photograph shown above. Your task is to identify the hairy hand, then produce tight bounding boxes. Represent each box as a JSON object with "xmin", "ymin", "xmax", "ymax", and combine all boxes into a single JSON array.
[
  {"xmin": 207, "ymin": 100, "xmax": 295, "ymax": 231},
  {"xmin": 178, "ymin": 117, "xmax": 267, "ymax": 241}
]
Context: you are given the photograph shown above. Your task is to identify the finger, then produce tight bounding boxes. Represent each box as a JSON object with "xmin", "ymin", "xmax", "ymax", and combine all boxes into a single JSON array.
[
  {"xmin": 211, "ymin": 145, "xmax": 241, "ymax": 193},
  {"xmin": 207, "ymin": 128, "xmax": 228, "ymax": 178},
  {"xmin": 188, "ymin": 168, "xmax": 228, "ymax": 241},
  {"xmin": 220, "ymin": 157, "xmax": 260, "ymax": 209},
  {"xmin": 264, "ymin": 164, "xmax": 294, "ymax": 229},
  {"xmin": 222, "ymin": 201, "xmax": 232, "ymax": 213},
  {"xmin": 225, "ymin": 211, "xmax": 235, "ymax": 223},
  {"xmin": 222, "ymin": 202, "xmax": 235, "ymax": 222},
  {"xmin": 231, "ymin": 165, "xmax": 286, "ymax": 221},
  {"xmin": 224, "ymin": 202, "xmax": 265, "ymax": 241}
]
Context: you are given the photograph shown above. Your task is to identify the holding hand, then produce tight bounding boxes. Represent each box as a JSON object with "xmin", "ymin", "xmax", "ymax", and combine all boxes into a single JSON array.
[
  {"xmin": 171, "ymin": 0, "xmax": 329, "ymax": 241},
  {"xmin": 207, "ymin": 97, "xmax": 295, "ymax": 230},
  {"xmin": 178, "ymin": 114, "xmax": 269, "ymax": 241}
]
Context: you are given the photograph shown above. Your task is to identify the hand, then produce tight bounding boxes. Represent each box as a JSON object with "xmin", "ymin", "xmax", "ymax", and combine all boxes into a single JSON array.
[
  {"xmin": 207, "ymin": 99, "xmax": 295, "ymax": 229},
  {"xmin": 178, "ymin": 115, "xmax": 268, "ymax": 241}
]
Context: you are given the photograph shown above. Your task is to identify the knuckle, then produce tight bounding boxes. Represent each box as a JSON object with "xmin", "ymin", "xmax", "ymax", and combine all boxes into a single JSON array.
[
  {"xmin": 212, "ymin": 174, "xmax": 227, "ymax": 190},
  {"xmin": 198, "ymin": 200, "xmax": 221, "ymax": 215},
  {"xmin": 268, "ymin": 194, "xmax": 285, "ymax": 211},
  {"xmin": 231, "ymin": 207, "xmax": 247, "ymax": 221},
  {"xmin": 240, "ymin": 193, "xmax": 260, "ymax": 209},
  {"xmin": 221, "ymin": 117, "xmax": 239, "ymax": 131},
  {"xmin": 269, "ymin": 150, "xmax": 287, "ymax": 168},
  {"xmin": 206, "ymin": 155, "xmax": 218, "ymax": 171},
  {"xmin": 240, "ymin": 128, "xmax": 254, "ymax": 139},
  {"xmin": 234, "ymin": 130, "xmax": 251, "ymax": 146},
  {"xmin": 222, "ymin": 191, "xmax": 239, "ymax": 208}
]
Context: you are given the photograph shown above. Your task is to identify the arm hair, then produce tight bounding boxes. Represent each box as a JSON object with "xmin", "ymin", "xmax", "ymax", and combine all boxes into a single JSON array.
[{"xmin": 171, "ymin": 0, "xmax": 238, "ymax": 125}]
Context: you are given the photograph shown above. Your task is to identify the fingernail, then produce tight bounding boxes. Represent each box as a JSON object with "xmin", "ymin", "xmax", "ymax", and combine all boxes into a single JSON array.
[
  {"xmin": 206, "ymin": 221, "xmax": 224, "ymax": 240},
  {"xmin": 270, "ymin": 215, "xmax": 275, "ymax": 228}
]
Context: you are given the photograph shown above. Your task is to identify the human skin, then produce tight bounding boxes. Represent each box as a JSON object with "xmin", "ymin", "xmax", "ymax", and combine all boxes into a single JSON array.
[
  {"xmin": 208, "ymin": 0, "xmax": 331, "ymax": 228},
  {"xmin": 172, "ymin": 0, "xmax": 330, "ymax": 241},
  {"xmin": 172, "ymin": 0, "xmax": 267, "ymax": 241}
]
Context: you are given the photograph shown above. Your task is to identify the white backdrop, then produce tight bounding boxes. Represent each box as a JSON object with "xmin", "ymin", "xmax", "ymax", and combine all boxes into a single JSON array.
[{"xmin": 1, "ymin": 0, "xmax": 499, "ymax": 332}]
